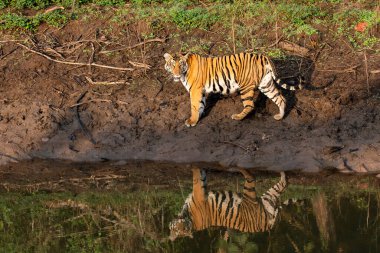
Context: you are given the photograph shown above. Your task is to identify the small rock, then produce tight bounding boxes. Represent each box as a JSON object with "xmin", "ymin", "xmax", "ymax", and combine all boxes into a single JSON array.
[
  {"xmin": 41, "ymin": 137, "xmax": 49, "ymax": 142},
  {"xmin": 376, "ymin": 174, "xmax": 380, "ymax": 179},
  {"xmin": 113, "ymin": 160, "xmax": 127, "ymax": 166}
]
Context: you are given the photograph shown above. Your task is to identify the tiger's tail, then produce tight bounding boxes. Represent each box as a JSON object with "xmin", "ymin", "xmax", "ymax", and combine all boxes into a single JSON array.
[
  {"xmin": 260, "ymin": 172, "xmax": 287, "ymax": 227},
  {"xmin": 274, "ymin": 76, "xmax": 305, "ymax": 90}
]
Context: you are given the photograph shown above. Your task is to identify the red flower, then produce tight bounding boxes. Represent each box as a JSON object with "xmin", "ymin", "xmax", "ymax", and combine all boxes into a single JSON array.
[{"xmin": 354, "ymin": 22, "xmax": 368, "ymax": 32}]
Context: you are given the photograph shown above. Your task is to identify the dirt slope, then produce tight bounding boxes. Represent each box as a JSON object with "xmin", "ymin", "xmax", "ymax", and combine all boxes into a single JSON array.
[{"xmin": 0, "ymin": 19, "xmax": 379, "ymax": 173}]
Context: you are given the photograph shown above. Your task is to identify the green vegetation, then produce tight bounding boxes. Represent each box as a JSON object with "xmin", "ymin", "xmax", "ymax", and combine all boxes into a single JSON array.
[
  {"xmin": 0, "ymin": 0, "xmax": 378, "ymax": 51},
  {"xmin": 0, "ymin": 189, "xmax": 186, "ymax": 253},
  {"xmin": 0, "ymin": 172, "xmax": 378, "ymax": 253}
]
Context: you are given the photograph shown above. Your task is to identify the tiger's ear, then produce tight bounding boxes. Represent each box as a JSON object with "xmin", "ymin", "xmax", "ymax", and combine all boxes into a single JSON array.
[
  {"xmin": 180, "ymin": 53, "xmax": 190, "ymax": 61},
  {"xmin": 164, "ymin": 53, "xmax": 173, "ymax": 62}
]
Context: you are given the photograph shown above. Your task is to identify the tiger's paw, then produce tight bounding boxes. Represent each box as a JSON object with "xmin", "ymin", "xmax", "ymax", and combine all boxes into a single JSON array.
[
  {"xmin": 185, "ymin": 119, "xmax": 197, "ymax": 127},
  {"xmin": 231, "ymin": 114, "xmax": 244, "ymax": 121},
  {"xmin": 273, "ymin": 113, "xmax": 284, "ymax": 120}
]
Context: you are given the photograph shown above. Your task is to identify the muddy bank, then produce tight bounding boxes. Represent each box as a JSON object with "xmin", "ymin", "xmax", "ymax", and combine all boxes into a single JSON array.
[{"xmin": 0, "ymin": 20, "xmax": 379, "ymax": 174}]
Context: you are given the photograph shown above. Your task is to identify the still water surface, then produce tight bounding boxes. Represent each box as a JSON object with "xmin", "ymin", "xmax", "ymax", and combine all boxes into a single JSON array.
[{"xmin": 0, "ymin": 161, "xmax": 378, "ymax": 253}]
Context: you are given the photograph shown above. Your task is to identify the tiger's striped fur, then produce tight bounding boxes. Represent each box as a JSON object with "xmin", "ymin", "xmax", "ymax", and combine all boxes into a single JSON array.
[
  {"xmin": 169, "ymin": 168, "xmax": 287, "ymax": 241},
  {"xmin": 164, "ymin": 52, "xmax": 303, "ymax": 127}
]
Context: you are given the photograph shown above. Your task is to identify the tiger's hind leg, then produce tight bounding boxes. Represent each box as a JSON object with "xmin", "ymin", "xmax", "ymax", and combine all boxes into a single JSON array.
[
  {"xmin": 239, "ymin": 169, "xmax": 257, "ymax": 201},
  {"xmin": 258, "ymin": 73, "xmax": 286, "ymax": 120},
  {"xmin": 262, "ymin": 172, "xmax": 287, "ymax": 200},
  {"xmin": 260, "ymin": 172, "xmax": 287, "ymax": 225},
  {"xmin": 231, "ymin": 86, "xmax": 254, "ymax": 121}
]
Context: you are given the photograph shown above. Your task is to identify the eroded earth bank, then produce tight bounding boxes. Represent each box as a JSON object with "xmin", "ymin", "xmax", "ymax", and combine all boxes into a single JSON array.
[{"xmin": 0, "ymin": 16, "xmax": 379, "ymax": 174}]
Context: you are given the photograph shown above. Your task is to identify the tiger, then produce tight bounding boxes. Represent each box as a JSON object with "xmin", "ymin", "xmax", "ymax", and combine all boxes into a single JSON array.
[
  {"xmin": 164, "ymin": 52, "xmax": 303, "ymax": 127},
  {"xmin": 169, "ymin": 167, "xmax": 287, "ymax": 241}
]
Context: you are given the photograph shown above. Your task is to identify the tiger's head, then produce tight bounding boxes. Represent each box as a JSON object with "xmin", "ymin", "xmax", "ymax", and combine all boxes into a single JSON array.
[
  {"xmin": 168, "ymin": 217, "xmax": 193, "ymax": 241},
  {"xmin": 164, "ymin": 53, "xmax": 189, "ymax": 82}
]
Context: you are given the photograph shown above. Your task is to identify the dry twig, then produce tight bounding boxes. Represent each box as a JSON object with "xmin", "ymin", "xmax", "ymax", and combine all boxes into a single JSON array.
[
  {"xmin": 88, "ymin": 42, "xmax": 95, "ymax": 73},
  {"xmin": 220, "ymin": 141, "xmax": 257, "ymax": 154},
  {"xmin": 74, "ymin": 91, "xmax": 96, "ymax": 144},
  {"xmin": 128, "ymin": 60, "xmax": 151, "ymax": 69},
  {"xmin": 70, "ymin": 98, "xmax": 128, "ymax": 108},
  {"xmin": 0, "ymin": 47, "xmax": 19, "ymax": 61},
  {"xmin": 0, "ymin": 152, "xmax": 19, "ymax": 162},
  {"xmin": 0, "ymin": 39, "xmax": 27, "ymax": 43},
  {"xmin": 85, "ymin": 76, "xmax": 128, "ymax": 85},
  {"xmin": 17, "ymin": 43, "xmax": 134, "ymax": 71},
  {"xmin": 231, "ymin": 16, "xmax": 236, "ymax": 54},
  {"xmin": 363, "ymin": 51, "xmax": 370, "ymax": 95},
  {"xmin": 44, "ymin": 6, "xmax": 64, "ymax": 14}
]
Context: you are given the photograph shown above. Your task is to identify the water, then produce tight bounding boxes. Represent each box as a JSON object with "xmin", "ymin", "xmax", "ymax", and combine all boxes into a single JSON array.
[{"xmin": 0, "ymin": 161, "xmax": 378, "ymax": 253}]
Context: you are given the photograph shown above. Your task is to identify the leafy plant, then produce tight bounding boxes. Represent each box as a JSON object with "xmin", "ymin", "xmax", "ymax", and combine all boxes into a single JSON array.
[
  {"xmin": 169, "ymin": 5, "xmax": 220, "ymax": 31},
  {"xmin": 334, "ymin": 8, "xmax": 380, "ymax": 50}
]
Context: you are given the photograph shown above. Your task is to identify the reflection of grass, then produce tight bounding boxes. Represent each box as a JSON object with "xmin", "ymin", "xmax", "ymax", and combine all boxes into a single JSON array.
[
  {"xmin": 0, "ymin": 173, "xmax": 378, "ymax": 252},
  {"xmin": 0, "ymin": 190, "xmax": 186, "ymax": 252}
]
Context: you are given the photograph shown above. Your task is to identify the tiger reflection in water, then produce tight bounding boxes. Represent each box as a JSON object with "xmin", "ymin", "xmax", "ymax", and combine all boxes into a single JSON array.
[{"xmin": 169, "ymin": 168, "xmax": 287, "ymax": 241}]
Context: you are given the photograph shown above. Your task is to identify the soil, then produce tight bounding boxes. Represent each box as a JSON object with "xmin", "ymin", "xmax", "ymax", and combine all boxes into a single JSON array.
[
  {"xmin": 0, "ymin": 18, "xmax": 379, "ymax": 175},
  {"xmin": 1, "ymin": 159, "xmax": 378, "ymax": 193}
]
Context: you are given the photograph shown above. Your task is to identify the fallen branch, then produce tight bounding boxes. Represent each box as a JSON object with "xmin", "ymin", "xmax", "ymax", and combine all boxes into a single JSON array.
[
  {"xmin": 74, "ymin": 91, "xmax": 96, "ymax": 144},
  {"xmin": 100, "ymin": 38, "xmax": 165, "ymax": 54},
  {"xmin": 17, "ymin": 43, "xmax": 134, "ymax": 71},
  {"xmin": 85, "ymin": 76, "xmax": 128, "ymax": 85},
  {"xmin": 370, "ymin": 69, "xmax": 380, "ymax": 74},
  {"xmin": 278, "ymin": 41, "xmax": 309, "ymax": 56}
]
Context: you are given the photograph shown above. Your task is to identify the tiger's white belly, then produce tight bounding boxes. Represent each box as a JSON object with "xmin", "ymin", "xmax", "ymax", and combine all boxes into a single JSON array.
[
  {"xmin": 204, "ymin": 78, "xmax": 240, "ymax": 95},
  {"xmin": 181, "ymin": 77, "xmax": 240, "ymax": 95}
]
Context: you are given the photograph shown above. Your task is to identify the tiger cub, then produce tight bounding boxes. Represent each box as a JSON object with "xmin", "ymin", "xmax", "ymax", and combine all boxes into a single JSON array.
[
  {"xmin": 169, "ymin": 168, "xmax": 287, "ymax": 241},
  {"xmin": 164, "ymin": 52, "xmax": 303, "ymax": 127}
]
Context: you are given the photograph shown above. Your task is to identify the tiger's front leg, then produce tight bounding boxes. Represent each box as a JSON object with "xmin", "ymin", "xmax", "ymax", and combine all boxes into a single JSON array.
[
  {"xmin": 185, "ymin": 89, "xmax": 205, "ymax": 127},
  {"xmin": 192, "ymin": 167, "xmax": 207, "ymax": 202}
]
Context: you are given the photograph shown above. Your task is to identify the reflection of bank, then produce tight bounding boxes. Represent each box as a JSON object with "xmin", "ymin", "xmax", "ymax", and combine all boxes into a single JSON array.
[{"xmin": 169, "ymin": 167, "xmax": 287, "ymax": 241}]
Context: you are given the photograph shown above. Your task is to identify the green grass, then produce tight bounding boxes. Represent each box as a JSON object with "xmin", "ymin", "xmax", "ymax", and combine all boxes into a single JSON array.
[
  {"xmin": 0, "ymin": 9, "xmax": 69, "ymax": 30},
  {"xmin": 0, "ymin": 0, "xmax": 379, "ymax": 52}
]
